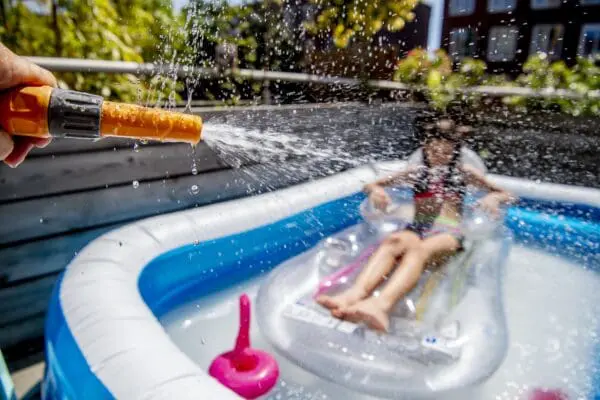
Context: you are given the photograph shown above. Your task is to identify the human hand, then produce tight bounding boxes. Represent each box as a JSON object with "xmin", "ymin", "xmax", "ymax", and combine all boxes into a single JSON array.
[
  {"xmin": 367, "ymin": 185, "xmax": 392, "ymax": 211},
  {"xmin": 0, "ymin": 42, "xmax": 57, "ymax": 167},
  {"xmin": 477, "ymin": 193, "xmax": 503, "ymax": 218}
]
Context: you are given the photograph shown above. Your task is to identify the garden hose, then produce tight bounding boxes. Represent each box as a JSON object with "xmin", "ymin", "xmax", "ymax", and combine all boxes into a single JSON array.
[{"xmin": 0, "ymin": 86, "xmax": 202, "ymax": 144}]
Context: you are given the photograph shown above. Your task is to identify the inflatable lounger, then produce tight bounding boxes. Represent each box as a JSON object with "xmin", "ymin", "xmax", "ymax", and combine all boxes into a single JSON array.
[{"xmin": 256, "ymin": 148, "xmax": 512, "ymax": 399}]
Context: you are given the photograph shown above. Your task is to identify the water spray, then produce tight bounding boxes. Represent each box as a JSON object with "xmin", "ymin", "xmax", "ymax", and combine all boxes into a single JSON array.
[{"xmin": 0, "ymin": 86, "xmax": 202, "ymax": 144}]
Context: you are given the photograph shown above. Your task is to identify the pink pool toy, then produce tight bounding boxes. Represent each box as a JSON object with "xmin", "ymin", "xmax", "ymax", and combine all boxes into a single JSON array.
[
  {"xmin": 529, "ymin": 388, "xmax": 569, "ymax": 400},
  {"xmin": 208, "ymin": 294, "xmax": 279, "ymax": 399}
]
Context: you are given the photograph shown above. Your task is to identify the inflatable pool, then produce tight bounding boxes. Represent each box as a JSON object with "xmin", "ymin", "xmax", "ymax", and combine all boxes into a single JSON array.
[{"xmin": 42, "ymin": 156, "xmax": 600, "ymax": 400}]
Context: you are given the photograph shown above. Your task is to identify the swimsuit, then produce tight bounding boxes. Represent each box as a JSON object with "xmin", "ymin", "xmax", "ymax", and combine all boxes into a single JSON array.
[
  {"xmin": 405, "ymin": 217, "xmax": 465, "ymax": 251},
  {"xmin": 403, "ymin": 144, "xmax": 466, "ymax": 251}
]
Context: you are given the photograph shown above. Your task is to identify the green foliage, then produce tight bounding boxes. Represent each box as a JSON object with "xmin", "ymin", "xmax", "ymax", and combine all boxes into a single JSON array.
[
  {"xmin": 306, "ymin": 0, "xmax": 419, "ymax": 48},
  {"xmin": 1, "ymin": 0, "xmax": 185, "ymax": 103},
  {"xmin": 394, "ymin": 48, "xmax": 456, "ymax": 109},
  {"xmin": 185, "ymin": 0, "xmax": 258, "ymax": 68},
  {"xmin": 393, "ymin": 49, "xmax": 600, "ymax": 116},
  {"xmin": 505, "ymin": 54, "xmax": 600, "ymax": 116},
  {"xmin": 393, "ymin": 48, "xmax": 431, "ymax": 84},
  {"xmin": 187, "ymin": 0, "xmax": 301, "ymax": 70},
  {"xmin": 185, "ymin": 0, "xmax": 303, "ymax": 100}
]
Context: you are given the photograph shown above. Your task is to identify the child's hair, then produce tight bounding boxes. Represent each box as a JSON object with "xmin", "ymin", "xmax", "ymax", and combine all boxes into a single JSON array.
[
  {"xmin": 413, "ymin": 102, "xmax": 473, "ymax": 145},
  {"xmin": 445, "ymin": 100, "xmax": 476, "ymax": 127}
]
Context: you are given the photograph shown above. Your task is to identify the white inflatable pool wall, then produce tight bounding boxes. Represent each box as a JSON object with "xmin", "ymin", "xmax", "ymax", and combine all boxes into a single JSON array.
[{"xmin": 58, "ymin": 159, "xmax": 600, "ymax": 400}]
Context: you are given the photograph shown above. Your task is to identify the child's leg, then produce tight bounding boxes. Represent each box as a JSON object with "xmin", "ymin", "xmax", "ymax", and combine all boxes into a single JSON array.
[
  {"xmin": 316, "ymin": 231, "xmax": 421, "ymax": 316},
  {"xmin": 345, "ymin": 233, "xmax": 461, "ymax": 332}
]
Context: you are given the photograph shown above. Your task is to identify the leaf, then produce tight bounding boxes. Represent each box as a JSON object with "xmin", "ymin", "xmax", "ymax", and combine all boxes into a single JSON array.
[
  {"xmin": 310, "ymin": 0, "xmax": 417, "ymax": 47},
  {"xmin": 1, "ymin": 0, "xmax": 185, "ymax": 101}
]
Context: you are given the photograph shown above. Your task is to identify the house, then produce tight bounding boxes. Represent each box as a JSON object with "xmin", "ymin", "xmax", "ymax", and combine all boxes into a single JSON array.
[{"xmin": 441, "ymin": 0, "xmax": 600, "ymax": 74}]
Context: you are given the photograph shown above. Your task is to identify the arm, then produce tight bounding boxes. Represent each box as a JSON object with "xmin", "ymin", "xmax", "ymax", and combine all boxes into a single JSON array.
[
  {"xmin": 462, "ymin": 165, "xmax": 518, "ymax": 215},
  {"xmin": 363, "ymin": 166, "xmax": 420, "ymax": 211},
  {"xmin": 363, "ymin": 166, "xmax": 419, "ymax": 194},
  {"xmin": 462, "ymin": 165, "xmax": 517, "ymax": 204}
]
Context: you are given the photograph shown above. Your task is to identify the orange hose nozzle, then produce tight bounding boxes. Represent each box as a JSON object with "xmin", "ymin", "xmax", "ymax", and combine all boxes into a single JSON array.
[
  {"xmin": 0, "ymin": 86, "xmax": 203, "ymax": 145},
  {"xmin": 100, "ymin": 101, "xmax": 203, "ymax": 145}
]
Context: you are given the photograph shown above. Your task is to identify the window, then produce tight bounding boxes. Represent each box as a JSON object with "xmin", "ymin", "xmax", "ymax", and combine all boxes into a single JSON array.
[
  {"xmin": 531, "ymin": 0, "xmax": 560, "ymax": 9},
  {"xmin": 488, "ymin": 0, "xmax": 516, "ymax": 13},
  {"xmin": 449, "ymin": 28, "xmax": 478, "ymax": 61},
  {"xmin": 487, "ymin": 26, "xmax": 519, "ymax": 62},
  {"xmin": 529, "ymin": 24, "xmax": 564, "ymax": 59},
  {"xmin": 579, "ymin": 24, "xmax": 600, "ymax": 58},
  {"xmin": 448, "ymin": 0, "xmax": 475, "ymax": 16}
]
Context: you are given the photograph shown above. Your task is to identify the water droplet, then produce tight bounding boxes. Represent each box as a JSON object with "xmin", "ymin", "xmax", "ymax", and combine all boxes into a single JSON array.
[
  {"xmin": 132, "ymin": 180, "xmax": 140, "ymax": 189},
  {"xmin": 190, "ymin": 184, "xmax": 199, "ymax": 194}
]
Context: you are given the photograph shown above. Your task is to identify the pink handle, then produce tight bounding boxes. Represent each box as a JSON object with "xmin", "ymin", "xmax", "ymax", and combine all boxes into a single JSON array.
[
  {"xmin": 234, "ymin": 294, "xmax": 251, "ymax": 353},
  {"xmin": 232, "ymin": 294, "xmax": 256, "ymax": 371},
  {"xmin": 313, "ymin": 243, "xmax": 379, "ymax": 298}
]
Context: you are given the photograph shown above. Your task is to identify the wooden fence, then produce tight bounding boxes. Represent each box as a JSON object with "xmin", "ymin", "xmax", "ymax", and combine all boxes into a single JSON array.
[{"xmin": 0, "ymin": 106, "xmax": 327, "ymax": 370}]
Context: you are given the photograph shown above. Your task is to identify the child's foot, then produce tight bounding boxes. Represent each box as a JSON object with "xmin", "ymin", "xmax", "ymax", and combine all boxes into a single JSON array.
[
  {"xmin": 344, "ymin": 296, "xmax": 391, "ymax": 332},
  {"xmin": 316, "ymin": 287, "xmax": 367, "ymax": 315}
]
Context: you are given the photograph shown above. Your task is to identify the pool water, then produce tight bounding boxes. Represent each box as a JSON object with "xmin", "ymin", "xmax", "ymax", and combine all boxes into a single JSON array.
[{"xmin": 160, "ymin": 244, "xmax": 600, "ymax": 400}]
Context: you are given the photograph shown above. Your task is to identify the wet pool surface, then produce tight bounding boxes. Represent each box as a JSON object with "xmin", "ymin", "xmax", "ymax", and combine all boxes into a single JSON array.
[{"xmin": 161, "ymin": 244, "xmax": 600, "ymax": 400}]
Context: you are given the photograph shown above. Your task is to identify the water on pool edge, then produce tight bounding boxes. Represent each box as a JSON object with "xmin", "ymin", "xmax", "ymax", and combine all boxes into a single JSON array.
[{"xmin": 160, "ymin": 244, "xmax": 600, "ymax": 400}]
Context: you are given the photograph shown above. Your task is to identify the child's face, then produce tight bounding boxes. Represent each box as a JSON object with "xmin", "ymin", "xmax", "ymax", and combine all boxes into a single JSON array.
[
  {"xmin": 422, "ymin": 118, "xmax": 461, "ymax": 166},
  {"xmin": 424, "ymin": 138, "xmax": 455, "ymax": 166}
]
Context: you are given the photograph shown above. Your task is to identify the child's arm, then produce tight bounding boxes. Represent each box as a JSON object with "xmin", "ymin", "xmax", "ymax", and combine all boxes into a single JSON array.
[
  {"xmin": 363, "ymin": 166, "xmax": 419, "ymax": 211},
  {"xmin": 462, "ymin": 165, "xmax": 517, "ymax": 203},
  {"xmin": 462, "ymin": 165, "xmax": 518, "ymax": 215},
  {"xmin": 364, "ymin": 166, "xmax": 419, "ymax": 193}
]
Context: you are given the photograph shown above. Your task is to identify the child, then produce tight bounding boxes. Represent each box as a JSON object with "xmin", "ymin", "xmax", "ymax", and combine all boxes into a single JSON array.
[{"xmin": 316, "ymin": 109, "xmax": 516, "ymax": 332}]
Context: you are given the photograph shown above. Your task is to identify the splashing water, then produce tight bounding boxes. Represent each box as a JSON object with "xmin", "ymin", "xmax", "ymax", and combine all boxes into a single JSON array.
[{"xmin": 202, "ymin": 122, "xmax": 379, "ymax": 185}]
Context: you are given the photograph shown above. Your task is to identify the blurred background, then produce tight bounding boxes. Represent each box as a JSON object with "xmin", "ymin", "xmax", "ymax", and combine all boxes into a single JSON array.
[
  {"xmin": 0, "ymin": 0, "xmax": 599, "ymax": 398},
  {"xmin": 1, "ymin": 0, "xmax": 599, "ymax": 110}
]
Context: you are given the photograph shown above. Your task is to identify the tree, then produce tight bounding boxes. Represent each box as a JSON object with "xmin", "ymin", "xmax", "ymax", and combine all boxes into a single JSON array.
[
  {"xmin": 0, "ymin": 0, "xmax": 186, "ymax": 102},
  {"xmin": 305, "ymin": 0, "xmax": 419, "ymax": 48},
  {"xmin": 184, "ymin": 0, "xmax": 304, "ymax": 103}
]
